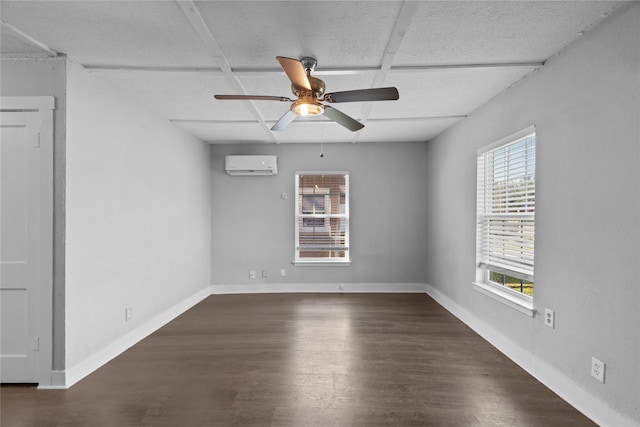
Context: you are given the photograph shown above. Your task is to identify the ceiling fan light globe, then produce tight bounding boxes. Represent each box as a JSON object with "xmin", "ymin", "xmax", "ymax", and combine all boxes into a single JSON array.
[{"xmin": 291, "ymin": 101, "xmax": 324, "ymax": 117}]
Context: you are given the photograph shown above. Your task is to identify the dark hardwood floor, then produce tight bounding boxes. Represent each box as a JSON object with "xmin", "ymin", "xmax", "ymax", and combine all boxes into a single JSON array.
[{"xmin": 1, "ymin": 294, "xmax": 595, "ymax": 426}]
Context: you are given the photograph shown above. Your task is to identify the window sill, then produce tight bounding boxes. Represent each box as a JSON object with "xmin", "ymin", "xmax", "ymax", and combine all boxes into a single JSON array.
[
  {"xmin": 473, "ymin": 281, "xmax": 535, "ymax": 317},
  {"xmin": 293, "ymin": 260, "xmax": 351, "ymax": 267}
]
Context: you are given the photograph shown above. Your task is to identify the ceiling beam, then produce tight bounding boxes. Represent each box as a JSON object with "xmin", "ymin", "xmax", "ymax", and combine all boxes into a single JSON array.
[
  {"xmin": 352, "ymin": 0, "xmax": 418, "ymax": 143},
  {"xmin": 83, "ymin": 62, "xmax": 543, "ymax": 75},
  {"xmin": 176, "ymin": 1, "xmax": 280, "ymax": 143},
  {"xmin": 171, "ymin": 115, "xmax": 466, "ymax": 125},
  {"xmin": 232, "ymin": 67, "xmax": 379, "ymax": 77},
  {"xmin": 171, "ymin": 119, "xmax": 258, "ymax": 124},
  {"xmin": 84, "ymin": 66, "xmax": 223, "ymax": 75},
  {"xmin": 366, "ymin": 115, "xmax": 467, "ymax": 122},
  {"xmin": 391, "ymin": 62, "xmax": 543, "ymax": 72}
]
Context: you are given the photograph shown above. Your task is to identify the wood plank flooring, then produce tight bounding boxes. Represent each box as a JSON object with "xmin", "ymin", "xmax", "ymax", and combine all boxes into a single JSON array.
[{"xmin": 1, "ymin": 294, "xmax": 595, "ymax": 426}]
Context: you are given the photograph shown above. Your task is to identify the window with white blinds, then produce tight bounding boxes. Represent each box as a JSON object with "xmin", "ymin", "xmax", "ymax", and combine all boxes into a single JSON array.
[
  {"xmin": 295, "ymin": 172, "xmax": 349, "ymax": 264},
  {"xmin": 477, "ymin": 128, "xmax": 536, "ymax": 297}
]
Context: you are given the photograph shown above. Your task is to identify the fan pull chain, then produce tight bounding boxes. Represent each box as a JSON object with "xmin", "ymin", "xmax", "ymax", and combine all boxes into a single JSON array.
[{"xmin": 320, "ymin": 115, "xmax": 325, "ymax": 157}]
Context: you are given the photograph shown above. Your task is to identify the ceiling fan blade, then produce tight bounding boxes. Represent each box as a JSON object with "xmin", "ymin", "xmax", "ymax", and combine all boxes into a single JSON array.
[
  {"xmin": 276, "ymin": 56, "xmax": 312, "ymax": 91},
  {"xmin": 214, "ymin": 95, "xmax": 292, "ymax": 102},
  {"xmin": 271, "ymin": 110, "xmax": 297, "ymax": 131},
  {"xmin": 324, "ymin": 87, "xmax": 399, "ymax": 103},
  {"xmin": 323, "ymin": 106, "xmax": 364, "ymax": 132}
]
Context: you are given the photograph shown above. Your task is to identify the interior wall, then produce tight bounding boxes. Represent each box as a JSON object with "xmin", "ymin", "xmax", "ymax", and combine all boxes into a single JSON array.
[
  {"xmin": 210, "ymin": 141, "xmax": 428, "ymax": 289},
  {"xmin": 64, "ymin": 61, "xmax": 211, "ymax": 370},
  {"xmin": 423, "ymin": 3, "xmax": 639, "ymax": 424},
  {"xmin": 0, "ymin": 57, "xmax": 67, "ymax": 370}
]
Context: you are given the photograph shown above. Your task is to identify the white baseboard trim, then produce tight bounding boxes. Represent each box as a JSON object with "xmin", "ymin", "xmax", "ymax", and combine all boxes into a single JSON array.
[
  {"xmin": 425, "ymin": 284, "xmax": 637, "ymax": 427},
  {"xmin": 63, "ymin": 286, "xmax": 211, "ymax": 389},
  {"xmin": 211, "ymin": 282, "xmax": 427, "ymax": 294},
  {"xmin": 37, "ymin": 370, "xmax": 67, "ymax": 389}
]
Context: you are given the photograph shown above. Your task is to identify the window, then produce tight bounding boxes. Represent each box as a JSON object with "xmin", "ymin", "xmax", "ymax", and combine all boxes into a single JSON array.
[
  {"xmin": 301, "ymin": 194, "xmax": 327, "ymax": 229},
  {"xmin": 295, "ymin": 172, "xmax": 349, "ymax": 264},
  {"xmin": 476, "ymin": 127, "xmax": 536, "ymax": 309}
]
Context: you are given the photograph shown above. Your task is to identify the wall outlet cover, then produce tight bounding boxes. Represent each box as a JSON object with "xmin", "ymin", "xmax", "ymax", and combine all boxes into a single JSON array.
[
  {"xmin": 544, "ymin": 308, "xmax": 555, "ymax": 328},
  {"xmin": 591, "ymin": 357, "xmax": 605, "ymax": 383}
]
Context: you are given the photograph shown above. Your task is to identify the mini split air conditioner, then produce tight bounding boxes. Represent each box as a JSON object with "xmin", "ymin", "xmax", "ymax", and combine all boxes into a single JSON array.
[{"xmin": 224, "ymin": 155, "xmax": 278, "ymax": 176}]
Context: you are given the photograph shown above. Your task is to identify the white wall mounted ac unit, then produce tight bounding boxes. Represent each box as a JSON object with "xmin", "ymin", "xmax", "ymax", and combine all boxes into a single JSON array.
[{"xmin": 225, "ymin": 155, "xmax": 278, "ymax": 176}]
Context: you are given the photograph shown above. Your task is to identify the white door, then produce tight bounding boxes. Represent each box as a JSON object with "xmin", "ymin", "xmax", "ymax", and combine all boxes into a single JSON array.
[{"xmin": 1, "ymin": 112, "xmax": 41, "ymax": 383}]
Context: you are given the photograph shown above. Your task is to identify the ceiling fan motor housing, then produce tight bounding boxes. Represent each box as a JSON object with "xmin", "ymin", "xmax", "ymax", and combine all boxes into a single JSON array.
[
  {"xmin": 291, "ymin": 75, "xmax": 325, "ymax": 99},
  {"xmin": 290, "ymin": 56, "xmax": 325, "ymax": 98}
]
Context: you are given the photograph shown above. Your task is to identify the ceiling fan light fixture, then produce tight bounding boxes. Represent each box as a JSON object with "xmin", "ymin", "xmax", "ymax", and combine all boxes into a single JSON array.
[
  {"xmin": 215, "ymin": 56, "xmax": 399, "ymax": 131},
  {"xmin": 291, "ymin": 100, "xmax": 324, "ymax": 117}
]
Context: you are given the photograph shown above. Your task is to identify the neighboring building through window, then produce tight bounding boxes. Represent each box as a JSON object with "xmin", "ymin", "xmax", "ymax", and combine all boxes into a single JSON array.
[
  {"xmin": 476, "ymin": 127, "xmax": 536, "ymax": 299},
  {"xmin": 295, "ymin": 172, "xmax": 349, "ymax": 264}
]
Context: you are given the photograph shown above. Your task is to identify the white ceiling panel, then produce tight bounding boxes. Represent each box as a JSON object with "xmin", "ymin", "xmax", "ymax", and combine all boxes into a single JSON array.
[
  {"xmin": 0, "ymin": 0, "xmax": 625, "ymax": 144},
  {"xmin": 269, "ymin": 119, "xmax": 363, "ymax": 144},
  {"xmin": 173, "ymin": 121, "xmax": 269, "ymax": 144},
  {"xmin": 396, "ymin": 1, "xmax": 620, "ymax": 66},
  {"xmin": 195, "ymin": 1, "xmax": 401, "ymax": 69},
  {"xmin": 98, "ymin": 71, "xmax": 253, "ymax": 121},
  {"xmin": 0, "ymin": 1, "xmax": 217, "ymax": 68},
  {"xmin": 372, "ymin": 66, "xmax": 537, "ymax": 119},
  {"xmin": 358, "ymin": 118, "xmax": 464, "ymax": 143}
]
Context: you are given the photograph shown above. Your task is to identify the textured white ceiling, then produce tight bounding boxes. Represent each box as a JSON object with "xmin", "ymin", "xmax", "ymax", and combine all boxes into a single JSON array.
[
  {"xmin": 0, "ymin": 0, "xmax": 623, "ymax": 144},
  {"xmin": 395, "ymin": 1, "xmax": 620, "ymax": 65}
]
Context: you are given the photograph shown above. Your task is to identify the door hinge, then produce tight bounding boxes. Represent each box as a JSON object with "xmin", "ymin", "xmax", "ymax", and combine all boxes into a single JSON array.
[
  {"xmin": 33, "ymin": 337, "xmax": 40, "ymax": 351},
  {"xmin": 35, "ymin": 132, "xmax": 41, "ymax": 148}
]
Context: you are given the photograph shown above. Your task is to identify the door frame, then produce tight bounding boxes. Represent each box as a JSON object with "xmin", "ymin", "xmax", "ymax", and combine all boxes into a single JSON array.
[{"xmin": 1, "ymin": 96, "xmax": 54, "ymax": 387}]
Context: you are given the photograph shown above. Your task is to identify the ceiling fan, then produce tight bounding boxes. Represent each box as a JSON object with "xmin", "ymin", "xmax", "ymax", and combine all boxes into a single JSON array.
[{"xmin": 214, "ymin": 56, "xmax": 399, "ymax": 132}]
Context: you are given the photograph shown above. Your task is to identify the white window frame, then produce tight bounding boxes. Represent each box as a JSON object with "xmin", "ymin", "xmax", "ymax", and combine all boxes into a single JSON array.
[
  {"xmin": 294, "ymin": 172, "xmax": 350, "ymax": 266},
  {"xmin": 474, "ymin": 126, "xmax": 536, "ymax": 316}
]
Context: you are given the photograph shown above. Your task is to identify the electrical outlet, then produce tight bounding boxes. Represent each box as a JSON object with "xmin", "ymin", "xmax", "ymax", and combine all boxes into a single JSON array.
[
  {"xmin": 544, "ymin": 308, "xmax": 555, "ymax": 328},
  {"xmin": 280, "ymin": 268, "xmax": 286, "ymax": 277},
  {"xmin": 591, "ymin": 357, "xmax": 605, "ymax": 383},
  {"xmin": 125, "ymin": 307, "xmax": 133, "ymax": 322},
  {"xmin": 249, "ymin": 270, "xmax": 256, "ymax": 279},
  {"xmin": 262, "ymin": 269, "xmax": 267, "ymax": 278}
]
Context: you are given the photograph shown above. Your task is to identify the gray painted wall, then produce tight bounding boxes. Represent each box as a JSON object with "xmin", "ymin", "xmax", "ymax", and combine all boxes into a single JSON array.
[
  {"xmin": 64, "ymin": 61, "xmax": 212, "ymax": 370},
  {"xmin": 424, "ymin": 3, "xmax": 639, "ymax": 423},
  {"xmin": 211, "ymin": 142, "xmax": 428, "ymax": 288},
  {"xmin": 1, "ymin": 58, "xmax": 67, "ymax": 370}
]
